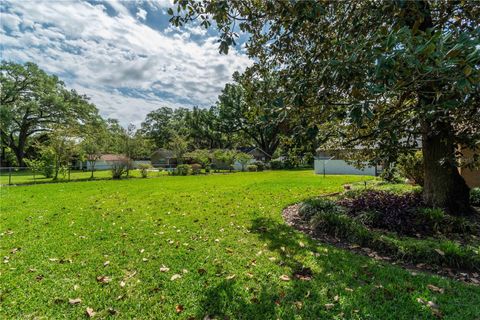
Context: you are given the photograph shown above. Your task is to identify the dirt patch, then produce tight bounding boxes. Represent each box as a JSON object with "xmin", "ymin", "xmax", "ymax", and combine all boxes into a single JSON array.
[{"xmin": 283, "ymin": 203, "xmax": 480, "ymax": 286}]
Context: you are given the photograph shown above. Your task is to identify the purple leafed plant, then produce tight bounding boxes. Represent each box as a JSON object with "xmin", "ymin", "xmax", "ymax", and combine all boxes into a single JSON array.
[{"xmin": 337, "ymin": 190, "xmax": 424, "ymax": 234}]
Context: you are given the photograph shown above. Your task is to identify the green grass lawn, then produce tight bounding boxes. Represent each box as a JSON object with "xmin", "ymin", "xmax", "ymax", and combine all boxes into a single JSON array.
[
  {"xmin": 0, "ymin": 171, "xmax": 478, "ymax": 319},
  {"xmin": 0, "ymin": 169, "xmax": 167, "ymax": 185}
]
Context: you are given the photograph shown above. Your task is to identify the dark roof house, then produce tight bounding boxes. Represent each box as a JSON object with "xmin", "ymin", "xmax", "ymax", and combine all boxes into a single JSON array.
[{"xmin": 151, "ymin": 149, "xmax": 176, "ymax": 167}]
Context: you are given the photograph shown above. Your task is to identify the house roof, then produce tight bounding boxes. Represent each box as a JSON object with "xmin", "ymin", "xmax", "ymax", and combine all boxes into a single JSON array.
[
  {"xmin": 237, "ymin": 146, "xmax": 270, "ymax": 157},
  {"xmin": 100, "ymin": 154, "xmax": 130, "ymax": 161},
  {"xmin": 151, "ymin": 148, "xmax": 175, "ymax": 159}
]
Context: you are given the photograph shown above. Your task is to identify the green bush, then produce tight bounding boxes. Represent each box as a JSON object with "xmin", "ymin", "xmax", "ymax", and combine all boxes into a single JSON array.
[
  {"xmin": 191, "ymin": 163, "xmax": 202, "ymax": 175},
  {"xmin": 298, "ymin": 198, "xmax": 343, "ymax": 221},
  {"xmin": 471, "ymin": 188, "xmax": 480, "ymax": 206},
  {"xmin": 310, "ymin": 211, "xmax": 480, "ymax": 271},
  {"xmin": 269, "ymin": 159, "xmax": 284, "ymax": 170},
  {"xmin": 247, "ymin": 164, "xmax": 258, "ymax": 172},
  {"xmin": 253, "ymin": 161, "xmax": 265, "ymax": 171},
  {"xmin": 397, "ymin": 151, "xmax": 424, "ymax": 186},
  {"xmin": 137, "ymin": 163, "xmax": 152, "ymax": 178},
  {"xmin": 205, "ymin": 165, "xmax": 211, "ymax": 173},
  {"xmin": 174, "ymin": 164, "xmax": 192, "ymax": 176}
]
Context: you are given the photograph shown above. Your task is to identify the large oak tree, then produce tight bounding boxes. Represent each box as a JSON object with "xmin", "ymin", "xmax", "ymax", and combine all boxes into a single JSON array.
[
  {"xmin": 171, "ymin": 0, "xmax": 480, "ymax": 214},
  {"xmin": 0, "ymin": 62, "xmax": 99, "ymax": 166}
]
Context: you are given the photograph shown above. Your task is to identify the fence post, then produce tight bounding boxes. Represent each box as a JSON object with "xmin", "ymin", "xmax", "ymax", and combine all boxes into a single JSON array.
[{"xmin": 9, "ymin": 167, "xmax": 12, "ymax": 185}]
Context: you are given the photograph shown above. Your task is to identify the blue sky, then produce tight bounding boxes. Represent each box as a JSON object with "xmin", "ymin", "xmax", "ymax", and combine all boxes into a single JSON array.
[{"xmin": 0, "ymin": 0, "xmax": 252, "ymax": 126}]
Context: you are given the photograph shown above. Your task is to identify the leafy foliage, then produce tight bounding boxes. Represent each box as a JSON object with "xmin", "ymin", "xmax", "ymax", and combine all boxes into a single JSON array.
[
  {"xmin": 191, "ymin": 163, "xmax": 202, "ymax": 175},
  {"xmin": 137, "ymin": 163, "xmax": 152, "ymax": 178},
  {"xmin": 337, "ymin": 190, "xmax": 424, "ymax": 235},
  {"xmin": 174, "ymin": 164, "xmax": 192, "ymax": 176},
  {"xmin": 298, "ymin": 198, "xmax": 343, "ymax": 221},
  {"xmin": 0, "ymin": 62, "xmax": 100, "ymax": 166},
  {"xmin": 170, "ymin": 0, "xmax": 480, "ymax": 213},
  {"xmin": 471, "ymin": 188, "xmax": 480, "ymax": 206},
  {"xmin": 235, "ymin": 152, "xmax": 253, "ymax": 171},
  {"xmin": 397, "ymin": 151, "xmax": 424, "ymax": 186}
]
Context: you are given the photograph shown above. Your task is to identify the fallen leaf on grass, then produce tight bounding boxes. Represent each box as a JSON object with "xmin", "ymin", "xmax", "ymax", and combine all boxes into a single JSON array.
[
  {"xmin": 10, "ymin": 248, "xmax": 20, "ymax": 254},
  {"xmin": 197, "ymin": 268, "xmax": 206, "ymax": 275},
  {"xmin": 334, "ymin": 295, "xmax": 339, "ymax": 302},
  {"xmin": 279, "ymin": 275, "xmax": 291, "ymax": 281},
  {"xmin": 68, "ymin": 298, "xmax": 82, "ymax": 305},
  {"xmin": 175, "ymin": 305, "xmax": 184, "ymax": 313},
  {"xmin": 434, "ymin": 249, "xmax": 445, "ymax": 256},
  {"xmin": 103, "ymin": 261, "xmax": 110, "ymax": 267},
  {"xmin": 119, "ymin": 281, "xmax": 126, "ymax": 288},
  {"xmin": 160, "ymin": 265, "xmax": 170, "ymax": 272},
  {"xmin": 226, "ymin": 274, "xmax": 236, "ymax": 280},
  {"xmin": 427, "ymin": 284, "xmax": 445, "ymax": 294},
  {"xmin": 96, "ymin": 275, "xmax": 111, "ymax": 283},
  {"xmin": 171, "ymin": 274, "xmax": 182, "ymax": 281},
  {"xmin": 325, "ymin": 303, "xmax": 335, "ymax": 310},
  {"xmin": 85, "ymin": 307, "xmax": 96, "ymax": 318},
  {"xmin": 344, "ymin": 287, "xmax": 354, "ymax": 292}
]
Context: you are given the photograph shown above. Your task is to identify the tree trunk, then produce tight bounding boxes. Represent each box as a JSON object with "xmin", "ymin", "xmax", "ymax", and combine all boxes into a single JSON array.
[
  {"xmin": 422, "ymin": 120, "xmax": 471, "ymax": 215},
  {"xmin": 14, "ymin": 146, "xmax": 25, "ymax": 168}
]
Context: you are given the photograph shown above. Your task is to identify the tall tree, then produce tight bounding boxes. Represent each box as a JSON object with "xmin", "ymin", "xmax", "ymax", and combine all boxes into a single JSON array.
[
  {"xmin": 217, "ymin": 72, "xmax": 285, "ymax": 161},
  {"xmin": 0, "ymin": 62, "xmax": 99, "ymax": 166},
  {"xmin": 171, "ymin": 0, "xmax": 480, "ymax": 214}
]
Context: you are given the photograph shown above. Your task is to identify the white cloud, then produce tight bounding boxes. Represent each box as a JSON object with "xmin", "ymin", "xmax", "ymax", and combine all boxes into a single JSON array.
[
  {"xmin": 0, "ymin": 0, "xmax": 252, "ymax": 127},
  {"xmin": 136, "ymin": 8, "xmax": 147, "ymax": 20}
]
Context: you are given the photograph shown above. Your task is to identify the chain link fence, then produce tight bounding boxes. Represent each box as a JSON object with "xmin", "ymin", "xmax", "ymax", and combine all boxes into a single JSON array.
[{"xmin": 0, "ymin": 163, "xmax": 165, "ymax": 186}]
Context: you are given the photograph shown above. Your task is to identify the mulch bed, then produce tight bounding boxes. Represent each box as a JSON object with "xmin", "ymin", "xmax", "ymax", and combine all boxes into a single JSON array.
[{"xmin": 282, "ymin": 203, "xmax": 480, "ymax": 286}]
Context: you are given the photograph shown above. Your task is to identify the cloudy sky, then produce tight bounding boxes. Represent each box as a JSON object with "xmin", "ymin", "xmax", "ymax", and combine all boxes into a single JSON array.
[{"xmin": 0, "ymin": 0, "xmax": 252, "ymax": 126}]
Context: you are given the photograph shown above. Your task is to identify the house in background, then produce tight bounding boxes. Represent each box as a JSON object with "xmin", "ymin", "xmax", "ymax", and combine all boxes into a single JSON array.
[
  {"xmin": 77, "ymin": 154, "xmax": 150, "ymax": 170},
  {"xmin": 237, "ymin": 147, "xmax": 270, "ymax": 162},
  {"xmin": 314, "ymin": 149, "xmax": 382, "ymax": 176},
  {"xmin": 151, "ymin": 149, "xmax": 176, "ymax": 168}
]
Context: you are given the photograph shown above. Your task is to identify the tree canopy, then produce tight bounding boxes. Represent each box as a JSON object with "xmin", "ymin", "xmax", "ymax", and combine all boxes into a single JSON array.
[
  {"xmin": 170, "ymin": 0, "xmax": 480, "ymax": 214},
  {"xmin": 0, "ymin": 62, "xmax": 100, "ymax": 166}
]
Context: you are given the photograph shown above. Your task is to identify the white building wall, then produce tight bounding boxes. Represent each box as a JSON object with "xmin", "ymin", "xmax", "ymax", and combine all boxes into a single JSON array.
[
  {"xmin": 233, "ymin": 159, "xmax": 256, "ymax": 171},
  {"xmin": 314, "ymin": 159, "xmax": 377, "ymax": 176},
  {"xmin": 84, "ymin": 160, "xmax": 151, "ymax": 170}
]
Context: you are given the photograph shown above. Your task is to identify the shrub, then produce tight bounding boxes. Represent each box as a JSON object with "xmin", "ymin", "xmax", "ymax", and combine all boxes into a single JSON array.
[
  {"xmin": 236, "ymin": 152, "xmax": 254, "ymax": 171},
  {"xmin": 174, "ymin": 164, "xmax": 192, "ymax": 176},
  {"xmin": 397, "ymin": 151, "xmax": 424, "ymax": 186},
  {"xmin": 298, "ymin": 198, "xmax": 343, "ymax": 221},
  {"xmin": 247, "ymin": 164, "xmax": 258, "ymax": 172},
  {"xmin": 205, "ymin": 165, "xmax": 211, "ymax": 173},
  {"xmin": 191, "ymin": 163, "xmax": 202, "ymax": 175},
  {"xmin": 110, "ymin": 160, "xmax": 130, "ymax": 179},
  {"xmin": 253, "ymin": 161, "xmax": 265, "ymax": 171},
  {"xmin": 470, "ymin": 188, "xmax": 480, "ymax": 206},
  {"xmin": 310, "ymin": 211, "xmax": 480, "ymax": 271},
  {"xmin": 138, "ymin": 163, "xmax": 152, "ymax": 178},
  {"xmin": 270, "ymin": 159, "xmax": 284, "ymax": 170},
  {"xmin": 337, "ymin": 190, "xmax": 423, "ymax": 234}
]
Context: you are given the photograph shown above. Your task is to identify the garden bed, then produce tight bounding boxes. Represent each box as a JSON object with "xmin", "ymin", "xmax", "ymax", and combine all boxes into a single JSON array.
[{"xmin": 283, "ymin": 190, "xmax": 480, "ymax": 285}]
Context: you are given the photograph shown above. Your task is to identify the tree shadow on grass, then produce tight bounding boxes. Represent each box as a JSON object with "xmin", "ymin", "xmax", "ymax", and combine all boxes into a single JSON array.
[{"xmin": 194, "ymin": 217, "xmax": 445, "ymax": 319}]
